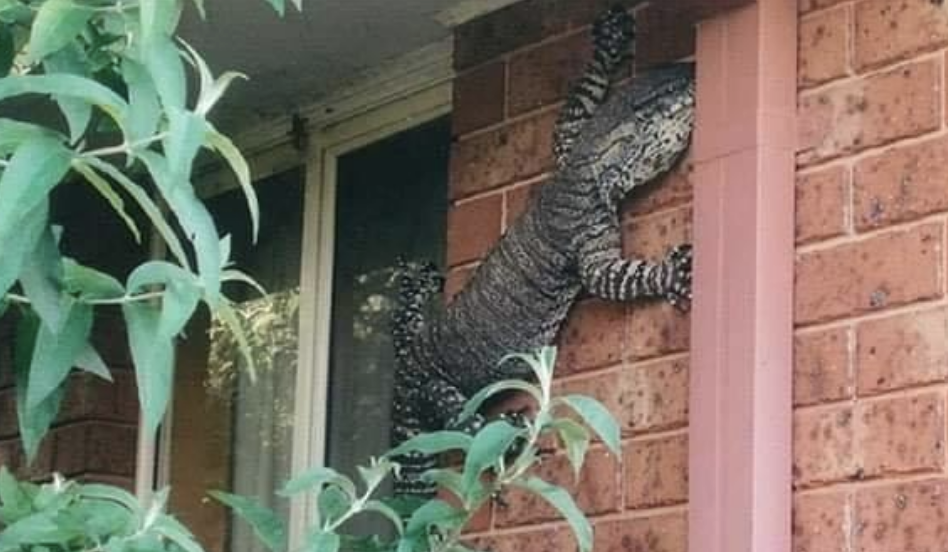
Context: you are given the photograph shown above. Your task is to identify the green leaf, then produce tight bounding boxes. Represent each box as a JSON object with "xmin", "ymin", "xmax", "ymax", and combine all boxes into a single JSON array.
[
  {"xmin": 209, "ymin": 491, "xmax": 286, "ymax": 552},
  {"xmin": 499, "ymin": 347, "xmax": 556, "ymax": 397},
  {"xmin": 0, "ymin": 199, "xmax": 47, "ymax": 299},
  {"xmin": 279, "ymin": 466, "xmax": 355, "ymax": 499},
  {"xmin": 123, "ymin": 301, "xmax": 174, "ymax": 436},
  {"xmin": 554, "ymin": 395, "xmax": 621, "ymax": 457},
  {"xmin": 70, "ymin": 160, "xmax": 142, "ymax": 243},
  {"xmin": 0, "ymin": 119, "xmax": 62, "ymax": 156},
  {"xmin": 79, "ymin": 483, "xmax": 140, "ymax": 512},
  {"xmin": 29, "ymin": 0, "xmax": 94, "ymax": 60},
  {"xmin": 26, "ymin": 300, "xmax": 93, "ymax": 409},
  {"xmin": 0, "ymin": 136, "xmax": 72, "ymax": 245},
  {"xmin": 63, "ymin": 258, "xmax": 125, "ymax": 300},
  {"xmin": 18, "ymin": 225, "xmax": 71, "ymax": 334},
  {"xmin": 550, "ymin": 419, "xmax": 590, "ymax": 479},
  {"xmin": 404, "ymin": 499, "xmax": 461, "ymax": 536},
  {"xmin": 0, "ymin": 24, "xmax": 13, "ymax": 77},
  {"xmin": 164, "ymin": 109, "xmax": 207, "ymax": 180},
  {"xmin": 79, "ymin": 158, "xmax": 189, "ymax": 268},
  {"xmin": 0, "ymin": 512, "xmax": 63, "ymax": 551},
  {"xmin": 222, "ymin": 269, "xmax": 267, "ymax": 296},
  {"xmin": 14, "ymin": 311, "xmax": 65, "ymax": 460},
  {"xmin": 138, "ymin": 151, "xmax": 221, "ymax": 303},
  {"xmin": 190, "ymin": 0, "xmax": 206, "ymax": 19},
  {"xmin": 153, "ymin": 517, "xmax": 205, "ymax": 552},
  {"xmin": 386, "ymin": 431, "xmax": 473, "ymax": 459},
  {"xmin": 364, "ymin": 499, "xmax": 404, "ymax": 535},
  {"xmin": 121, "ymin": 58, "xmax": 161, "ymax": 144},
  {"xmin": 308, "ymin": 531, "xmax": 340, "ymax": 552},
  {"xmin": 0, "ymin": 467, "xmax": 32, "ymax": 524},
  {"xmin": 74, "ymin": 343, "xmax": 112, "ymax": 381},
  {"xmin": 43, "ymin": 44, "xmax": 93, "ymax": 142},
  {"xmin": 207, "ymin": 125, "xmax": 259, "ymax": 242},
  {"xmin": 513, "ymin": 477, "xmax": 592, "ymax": 552},
  {"xmin": 357, "ymin": 457, "xmax": 396, "ymax": 491},
  {"xmin": 139, "ymin": 0, "xmax": 182, "ymax": 43},
  {"xmin": 263, "ymin": 0, "xmax": 285, "ymax": 16},
  {"xmin": 127, "ymin": 261, "xmax": 201, "ymax": 339},
  {"xmin": 0, "ymin": 74, "xmax": 128, "ymax": 123},
  {"xmin": 457, "ymin": 379, "xmax": 540, "ymax": 425},
  {"xmin": 462, "ymin": 420, "xmax": 524, "ymax": 489},
  {"xmin": 317, "ymin": 485, "xmax": 351, "ymax": 526},
  {"xmin": 141, "ymin": 36, "xmax": 185, "ymax": 111}
]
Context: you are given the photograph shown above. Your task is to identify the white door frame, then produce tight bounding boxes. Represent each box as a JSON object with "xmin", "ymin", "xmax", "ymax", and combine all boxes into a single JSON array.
[{"xmin": 291, "ymin": 79, "xmax": 451, "ymax": 548}]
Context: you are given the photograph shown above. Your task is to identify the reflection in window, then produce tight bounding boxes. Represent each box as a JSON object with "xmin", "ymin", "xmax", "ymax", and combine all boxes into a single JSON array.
[
  {"xmin": 327, "ymin": 117, "xmax": 450, "ymax": 534},
  {"xmin": 167, "ymin": 169, "xmax": 303, "ymax": 552}
]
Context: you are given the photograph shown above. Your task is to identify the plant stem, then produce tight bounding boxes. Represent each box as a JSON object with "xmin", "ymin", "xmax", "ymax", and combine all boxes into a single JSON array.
[{"xmin": 4, "ymin": 290, "xmax": 166, "ymax": 307}]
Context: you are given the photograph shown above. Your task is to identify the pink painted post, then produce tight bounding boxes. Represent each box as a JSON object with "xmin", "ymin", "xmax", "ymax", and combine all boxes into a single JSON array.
[{"xmin": 689, "ymin": 2, "xmax": 796, "ymax": 552}]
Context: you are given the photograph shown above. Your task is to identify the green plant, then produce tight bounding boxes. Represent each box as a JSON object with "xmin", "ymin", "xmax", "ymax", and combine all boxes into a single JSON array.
[
  {"xmin": 215, "ymin": 347, "xmax": 620, "ymax": 552},
  {"xmin": 0, "ymin": 0, "xmax": 300, "ymax": 459},
  {"xmin": 0, "ymin": 468, "xmax": 204, "ymax": 552}
]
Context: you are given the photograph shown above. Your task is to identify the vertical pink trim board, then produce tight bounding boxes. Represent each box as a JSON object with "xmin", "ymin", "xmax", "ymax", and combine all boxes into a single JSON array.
[{"xmin": 689, "ymin": 2, "xmax": 797, "ymax": 552}]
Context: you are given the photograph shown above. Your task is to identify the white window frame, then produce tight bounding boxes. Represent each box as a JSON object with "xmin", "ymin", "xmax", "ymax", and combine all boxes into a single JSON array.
[{"xmin": 135, "ymin": 39, "xmax": 453, "ymax": 552}]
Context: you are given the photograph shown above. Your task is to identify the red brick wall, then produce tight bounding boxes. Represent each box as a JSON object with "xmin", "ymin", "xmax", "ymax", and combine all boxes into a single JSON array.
[
  {"xmin": 448, "ymin": 1, "xmax": 695, "ymax": 549},
  {"xmin": 794, "ymin": 1, "xmax": 948, "ymax": 550}
]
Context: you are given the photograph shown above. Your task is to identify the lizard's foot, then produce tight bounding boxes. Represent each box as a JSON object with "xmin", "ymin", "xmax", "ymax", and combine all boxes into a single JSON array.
[
  {"xmin": 592, "ymin": 6, "xmax": 635, "ymax": 65},
  {"xmin": 662, "ymin": 243, "xmax": 692, "ymax": 311}
]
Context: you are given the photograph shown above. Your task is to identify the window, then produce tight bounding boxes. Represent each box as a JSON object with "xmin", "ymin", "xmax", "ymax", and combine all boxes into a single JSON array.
[{"xmin": 154, "ymin": 79, "xmax": 453, "ymax": 551}]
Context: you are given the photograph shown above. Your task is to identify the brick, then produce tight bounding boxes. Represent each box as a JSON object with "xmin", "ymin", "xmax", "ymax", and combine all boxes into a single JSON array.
[
  {"xmin": 446, "ymin": 195, "xmax": 503, "ymax": 267},
  {"xmin": 799, "ymin": 0, "xmax": 849, "ymax": 14},
  {"xmin": 629, "ymin": 304, "xmax": 690, "ymax": 361},
  {"xmin": 495, "ymin": 448, "xmax": 620, "ymax": 527},
  {"xmin": 0, "ymin": 437, "xmax": 53, "ymax": 480},
  {"xmin": 796, "ymin": 165, "xmax": 848, "ymax": 244},
  {"xmin": 855, "ymin": 392, "xmax": 945, "ymax": 478},
  {"xmin": 793, "ymin": 491, "xmax": 851, "ymax": 552},
  {"xmin": 453, "ymin": 0, "xmax": 634, "ymax": 70},
  {"xmin": 854, "ymin": 0, "xmax": 948, "ymax": 71},
  {"xmin": 799, "ymin": 5, "xmax": 851, "ymax": 88},
  {"xmin": 625, "ymin": 433, "xmax": 688, "ymax": 509},
  {"xmin": 449, "ymin": 110, "xmax": 557, "ymax": 199},
  {"xmin": 857, "ymin": 307, "xmax": 948, "ymax": 395},
  {"xmin": 622, "ymin": 153, "xmax": 694, "ymax": 218},
  {"xmin": 469, "ymin": 526, "xmax": 573, "ymax": 552},
  {"xmin": 794, "ymin": 224, "xmax": 942, "ymax": 325},
  {"xmin": 794, "ymin": 327, "xmax": 852, "ymax": 406},
  {"xmin": 58, "ymin": 371, "xmax": 139, "ymax": 425},
  {"xmin": 53, "ymin": 423, "xmax": 137, "ymax": 477},
  {"xmin": 793, "ymin": 404, "xmax": 857, "ymax": 488},
  {"xmin": 619, "ymin": 356, "xmax": 689, "ymax": 435},
  {"xmin": 453, "ymin": 61, "xmax": 507, "ymax": 136},
  {"xmin": 508, "ymin": 31, "xmax": 592, "ymax": 116},
  {"xmin": 797, "ymin": 59, "xmax": 940, "ymax": 166},
  {"xmin": 854, "ymin": 478, "xmax": 948, "ymax": 552},
  {"xmin": 504, "ymin": 181, "xmax": 541, "ymax": 229},
  {"xmin": 636, "ymin": 4, "xmax": 697, "ymax": 69},
  {"xmin": 854, "ymin": 135, "xmax": 948, "ymax": 231},
  {"xmin": 0, "ymin": 388, "xmax": 16, "ymax": 439},
  {"xmin": 438, "ymin": 489, "xmax": 491, "ymax": 533},
  {"xmin": 623, "ymin": 205, "xmax": 693, "ymax": 260},
  {"xmin": 556, "ymin": 299, "xmax": 626, "ymax": 375},
  {"xmin": 594, "ymin": 511, "xmax": 687, "ymax": 552},
  {"xmin": 91, "ymin": 310, "xmax": 133, "ymax": 368}
]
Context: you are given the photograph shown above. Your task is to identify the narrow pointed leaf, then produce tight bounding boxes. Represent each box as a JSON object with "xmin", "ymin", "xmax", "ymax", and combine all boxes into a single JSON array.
[
  {"xmin": 123, "ymin": 301, "xmax": 174, "ymax": 436},
  {"xmin": 209, "ymin": 491, "xmax": 286, "ymax": 552},
  {"xmin": 555, "ymin": 395, "xmax": 621, "ymax": 456},
  {"xmin": 309, "ymin": 531, "xmax": 340, "ymax": 552},
  {"xmin": 18, "ymin": 226, "xmax": 67, "ymax": 333},
  {"xmin": 29, "ymin": 0, "xmax": 94, "ymax": 60},
  {"xmin": 0, "ymin": 136, "xmax": 71, "ymax": 242},
  {"xmin": 386, "ymin": 431, "xmax": 473, "ymax": 458},
  {"xmin": 457, "ymin": 379, "xmax": 540, "ymax": 424},
  {"xmin": 513, "ymin": 477, "xmax": 592, "ymax": 552},
  {"xmin": 364, "ymin": 500, "xmax": 404, "ymax": 535},
  {"xmin": 141, "ymin": 37, "xmax": 185, "ymax": 111},
  {"xmin": 0, "ymin": 75, "xmax": 128, "ymax": 123},
  {"xmin": 127, "ymin": 261, "xmax": 200, "ymax": 339},
  {"xmin": 0, "ymin": 119, "xmax": 62, "ymax": 156},
  {"xmin": 550, "ymin": 419, "xmax": 590, "ymax": 479},
  {"xmin": 279, "ymin": 466, "xmax": 354, "ymax": 498},
  {"xmin": 462, "ymin": 420, "xmax": 524, "ymax": 489},
  {"xmin": 0, "ymin": 24, "xmax": 13, "ymax": 77},
  {"xmin": 207, "ymin": 125, "xmax": 258, "ymax": 241},
  {"xmin": 405, "ymin": 499, "xmax": 461, "ymax": 536},
  {"xmin": 26, "ymin": 301, "xmax": 93, "ymax": 409},
  {"xmin": 71, "ymin": 161, "xmax": 142, "ymax": 243},
  {"xmin": 14, "ymin": 311, "xmax": 65, "ymax": 460},
  {"xmin": 43, "ymin": 45, "xmax": 92, "ymax": 142},
  {"xmin": 74, "ymin": 343, "xmax": 112, "ymax": 381},
  {"xmin": 0, "ymin": 199, "xmax": 47, "ymax": 299},
  {"xmin": 63, "ymin": 258, "xmax": 125, "ymax": 300},
  {"xmin": 121, "ymin": 58, "xmax": 161, "ymax": 144}
]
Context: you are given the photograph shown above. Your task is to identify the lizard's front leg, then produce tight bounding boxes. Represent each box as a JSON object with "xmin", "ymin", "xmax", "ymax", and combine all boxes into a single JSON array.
[{"xmin": 580, "ymin": 243, "xmax": 692, "ymax": 308}]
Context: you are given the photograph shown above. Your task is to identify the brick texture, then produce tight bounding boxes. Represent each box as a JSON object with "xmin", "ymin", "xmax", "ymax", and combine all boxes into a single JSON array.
[
  {"xmin": 793, "ymin": 0, "xmax": 948, "ymax": 549},
  {"xmin": 447, "ymin": 0, "xmax": 694, "ymax": 542}
]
